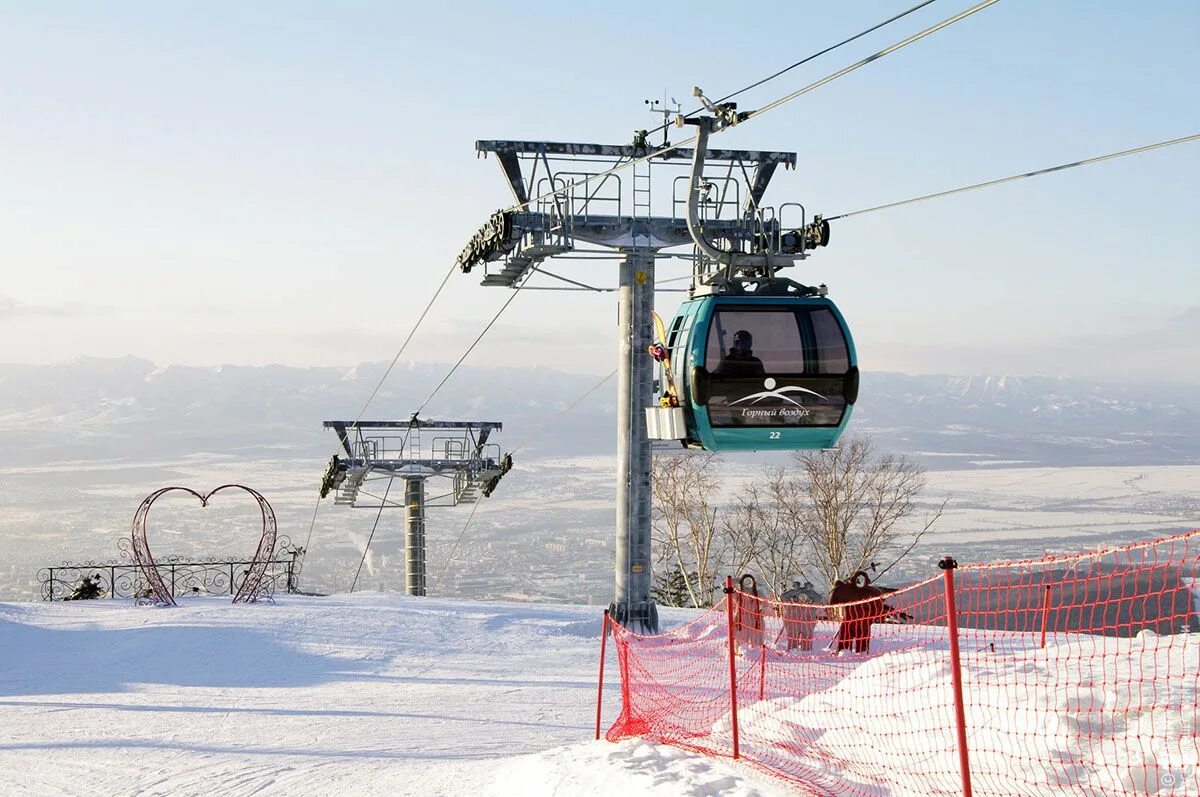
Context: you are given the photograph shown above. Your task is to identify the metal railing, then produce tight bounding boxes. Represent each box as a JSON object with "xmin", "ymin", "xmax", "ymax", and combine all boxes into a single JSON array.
[{"xmin": 37, "ymin": 537, "xmax": 303, "ymax": 602}]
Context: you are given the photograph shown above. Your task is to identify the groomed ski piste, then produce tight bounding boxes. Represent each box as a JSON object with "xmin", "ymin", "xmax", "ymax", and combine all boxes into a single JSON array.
[
  {"xmin": 0, "ymin": 595, "xmax": 789, "ymax": 796},
  {"xmin": 4, "ymin": 592, "xmax": 1198, "ymax": 795}
]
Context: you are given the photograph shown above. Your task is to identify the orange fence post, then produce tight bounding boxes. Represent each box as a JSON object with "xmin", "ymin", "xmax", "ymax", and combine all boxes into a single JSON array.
[
  {"xmin": 758, "ymin": 640, "xmax": 767, "ymax": 702},
  {"xmin": 940, "ymin": 557, "xmax": 974, "ymax": 797},
  {"xmin": 724, "ymin": 575, "xmax": 740, "ymax": 759},
  {"xmin": 1039, "ymin": 583, "xmax": 1052, "ymax": 650},
  {"xmin": 595, "ymin": 609, "xmax": 610, "ymax": 741}
]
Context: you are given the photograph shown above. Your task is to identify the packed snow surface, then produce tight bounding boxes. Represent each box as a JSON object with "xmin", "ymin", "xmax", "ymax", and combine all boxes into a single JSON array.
[
  {"xmin": 6, "ymin": 593, "xmax": 1199, "ymax": 795},
  {"xmin": 0, "ymin": 595, "xmax": 789, "ymax": 796}
]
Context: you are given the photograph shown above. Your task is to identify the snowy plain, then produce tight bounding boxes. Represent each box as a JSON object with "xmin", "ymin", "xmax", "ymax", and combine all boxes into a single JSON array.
[
  {"xmin": 3, "ymin": 458, "xmax": 1199, "ymax": 602},
  {"xmin": 0, "ymin": 594, "xmax": 790, "ymax": 796}
]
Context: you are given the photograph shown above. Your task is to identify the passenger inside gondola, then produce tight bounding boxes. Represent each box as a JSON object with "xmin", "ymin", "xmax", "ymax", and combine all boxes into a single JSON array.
[{"xmin": 717, "ymin": 329, "xmax": 765, "ymax": 377}]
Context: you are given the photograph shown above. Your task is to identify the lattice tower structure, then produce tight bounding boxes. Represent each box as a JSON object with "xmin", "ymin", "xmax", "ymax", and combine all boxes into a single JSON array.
[
  {"xmin": 321, "ymin": 419, "xmax": 510, "ymax": 596},
  {"xmin": 458, "ymin": 132, "xmax": 828, "ymax": 632}
]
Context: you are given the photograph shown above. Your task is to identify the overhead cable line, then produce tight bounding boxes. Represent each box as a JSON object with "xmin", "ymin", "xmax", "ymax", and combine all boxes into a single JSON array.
[
  {"xmin": 430, "ymin": 368, "xmax": 617, "ymax": 594},
  {"xmin": 414, "ymin": 286, "xmax": 523, "ymax": 415},
  {"xmin": 533, "ymin": 268, "xmax": 612, "ymax": 292},
  {"xmin": 298, "ymin": 258, "xmax": 460, "ymax": 570},
  {"xmin": 349, "ymin": 475, "xmax": 392, "ymax": 593},
  {"xmin": 510, "ymin": 369, "xmax": 617, "ymax": 456},
  {"xmin": 351, "ymin": 489, "xmax": 405, "ymax": 508},
  {"xmin": 641, "ymin": 0, "xmax": 940, "ymax": 141},
  {"xmin": 350, "ymin": 259, "xmax": 460, "ymax": 424},
  {"xmin": 744, "ymin": 0, "xmax": 999, "ymax": 121},
  {"xmin": 411, "ymin": 249, "xmax": 605, "ymax": 413},
  {"xmin": 826, "ymin": 132, "xmax": 1200, "ymax": 220},
  {"xmin": 299, "ymin": 494, "xmax": 322, "ymax": 562},
  {"xmin": 430, "ymin": 499, "xmax": 482, "ymax": 594},
  {"xmin": 504, "ymin": 0, "xmax": 1001, "ymax": 217},
  {"xmin": 317, "ymin": 264, "xmax": 574, "ymax": 573}
]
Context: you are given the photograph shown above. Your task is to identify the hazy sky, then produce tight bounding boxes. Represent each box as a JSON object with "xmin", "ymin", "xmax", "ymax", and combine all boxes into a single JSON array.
[{"xmin": 2, "ymin": 1, "xmax": 1198, "ymax": 383}]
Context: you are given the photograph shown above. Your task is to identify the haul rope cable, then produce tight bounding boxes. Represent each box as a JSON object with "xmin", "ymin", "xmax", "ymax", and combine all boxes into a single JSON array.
[
  {"xmin": 349, "ymin": 489, "xmax": 405, "ymax": 508},
  {"xmin": 299, "ymin": 258, "xmax": 459, "ymax": 565},
  {"xmin": 508, "ymin": 369, "xmax": 618, "ymax": 458},
  {"xmin": 744, "ymin": 0, "xmax": 999, "ymax": 121},
  {"xmin": 349, "ymin": 476, "xmax": 393, "ymax": 593},
  {"xmin": 414, "ymin": 274, "xmax": 527, "ymax": 415},
  {"xmin": 503, "ymin": 0, "xmax": 1002, "ymax": 217},
  {"xmin": 639, "ymin": 0, "xmax": 941, "ymax": 141},
  {"xmin": 307, "ymin": 241, "xmax": 534, "ymax": 566},
  {"xmin": 338, "ymin": 248, "xmax": 607, "ymax": 578},
  {"xmin": 430, "ymin": 368, "xmax": 618, "ymax": 593},
  {"xmin": 826, "ymin": 132, "xmax": 1200, "ymax": 220},
  {"xmin": 430, "ymin": 499, "xmax": 483, "ymax": 594},
  {"xmin": 349, "ymin": 268, "xmax": 538, "ymax": 582}
]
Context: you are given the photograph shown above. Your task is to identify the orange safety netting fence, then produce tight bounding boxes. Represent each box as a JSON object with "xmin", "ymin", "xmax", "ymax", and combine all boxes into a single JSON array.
[{"xmin": 601, "ymin": 531, "xmax": 1200, "ymax": 796}]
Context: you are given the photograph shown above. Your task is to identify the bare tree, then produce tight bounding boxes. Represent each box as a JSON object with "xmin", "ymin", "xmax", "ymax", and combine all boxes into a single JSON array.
[
  {"xmin": 650, "ymin": 452, "xmax": 726, "ymax": 608},
  {"xmin": 784, "ymin": 437, "xmax": 945, "ymax": 589},
  {"xmin": 650, "ymin": 437, "xmax": 941, "ymax": 606},
  {"xmin": 721, "ymin": 478, "xmax": 810, "ymax": 596}
]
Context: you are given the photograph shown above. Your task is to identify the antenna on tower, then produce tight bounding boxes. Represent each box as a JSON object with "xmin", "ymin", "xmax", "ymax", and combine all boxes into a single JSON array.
[{"xmin": 640, "ymin": 93, "xmax": 679, "ymax": 148}]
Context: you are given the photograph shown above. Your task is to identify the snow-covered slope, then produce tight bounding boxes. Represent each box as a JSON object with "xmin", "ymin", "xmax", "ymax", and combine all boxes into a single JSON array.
[{"xmin": 0, "ymin": 595, "xmax": 787, "ymax": 796}]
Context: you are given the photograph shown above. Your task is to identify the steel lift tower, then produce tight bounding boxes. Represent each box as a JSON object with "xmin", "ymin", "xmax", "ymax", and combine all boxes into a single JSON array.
[
  {"xmin": 319, "ymin": 417, "xmax": 511, "ymax": 596},
  {"xmin": 457, "ymin": 95, "xmax": 830, "ymax": 631}
]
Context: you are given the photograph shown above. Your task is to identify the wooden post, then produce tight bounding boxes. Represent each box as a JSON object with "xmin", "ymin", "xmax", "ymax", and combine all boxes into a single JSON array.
[
  {"xmin": 724, "ymin": 575, "xmax": 740, "ymax": 759},
  {"xmin": 940, "ymin": 557, "xmax": 973, "ymax": 797},
  {"xmin": 595, "ymin": 609, "xmax": 610, "ymax": 740}
]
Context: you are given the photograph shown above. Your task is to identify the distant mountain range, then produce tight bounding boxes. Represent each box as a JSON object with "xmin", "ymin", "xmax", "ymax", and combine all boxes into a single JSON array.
[
  {"xmin": 0, "ymin": 358, "xmax": 1196, "ymax": 468},
  {"xmin": 859, "ymin": 372, "xmax": 1200, "ymax": 466}
]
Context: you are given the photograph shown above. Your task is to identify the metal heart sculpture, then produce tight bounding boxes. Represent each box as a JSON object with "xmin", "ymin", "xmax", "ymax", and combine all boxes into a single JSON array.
[{"xmin": 130, "ymin": 484, "xmax": 278, "ymax": 606}]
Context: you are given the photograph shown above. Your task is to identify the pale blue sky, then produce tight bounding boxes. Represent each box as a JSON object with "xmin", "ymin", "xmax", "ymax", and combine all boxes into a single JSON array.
[{"xmin": 2, "ymin": 1, "xmax": 1197, "ymax": 382}]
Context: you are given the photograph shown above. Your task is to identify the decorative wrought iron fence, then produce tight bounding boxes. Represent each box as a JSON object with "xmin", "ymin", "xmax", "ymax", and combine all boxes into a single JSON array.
[{"xmin": 37, "ymin": 536, "xmax": 303, "ymax": 602}]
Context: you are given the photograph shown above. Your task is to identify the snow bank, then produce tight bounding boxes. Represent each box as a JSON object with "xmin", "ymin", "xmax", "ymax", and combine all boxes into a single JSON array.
[
  {"xmin": 724, "ymin": 630, "xmax": 1200, "ymax": 796},
  {"xmin": 487, "ymin": 740, "xmax": 788, "ymax": 797}
]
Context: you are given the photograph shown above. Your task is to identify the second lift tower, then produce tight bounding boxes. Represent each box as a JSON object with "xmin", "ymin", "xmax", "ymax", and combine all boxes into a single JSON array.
[{"xmin": 320, "ymin": 417, "xmax": 511, "ymax": 595}]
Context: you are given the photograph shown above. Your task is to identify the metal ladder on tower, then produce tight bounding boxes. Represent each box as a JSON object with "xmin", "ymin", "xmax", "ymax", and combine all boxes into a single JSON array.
[
  {"xmin": 405, "ymin": 415, "xmax": 421, "ymax": 464},
  {"xmin": 631, "ymin": 159, "xmax": 652, "ymax": 247}
]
